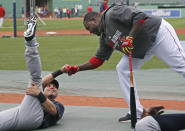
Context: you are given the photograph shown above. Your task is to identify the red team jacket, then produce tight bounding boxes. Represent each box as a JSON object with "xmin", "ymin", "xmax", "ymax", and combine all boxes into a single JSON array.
[
  {"xmin": 0, "ymin": 7, "xmax": 5, "ymax": 18},
  {"xmin": 99, "ymin": 1, "xmax": 108, "ymax": 14}
]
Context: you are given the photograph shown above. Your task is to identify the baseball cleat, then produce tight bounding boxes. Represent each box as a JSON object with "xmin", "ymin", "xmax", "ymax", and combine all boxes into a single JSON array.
[
  {"xmin": 24, "ymin": 16, "xmax": 37, "ymax": 41},
  {"xmin": 118, "ymin": 113, "xmax": 131, "ymax": 122}
]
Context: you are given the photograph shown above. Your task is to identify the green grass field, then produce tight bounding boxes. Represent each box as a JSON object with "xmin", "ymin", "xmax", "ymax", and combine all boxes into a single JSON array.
[
  {"xmin": 1, "ymin": 18, "xmax": 185, "ymax": 31},
  {"xmin": 0, "ymin": 18, "xmax": 85, "ymax": 31},
  {"xmin": 0, "ymin": 18, "xmax": 185, "ymax": 71}
]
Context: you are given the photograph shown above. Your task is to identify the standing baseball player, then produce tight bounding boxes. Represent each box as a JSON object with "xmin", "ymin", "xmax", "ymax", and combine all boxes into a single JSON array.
[
  {"xmin": 0, "ymin": 4, "xmax": 5, "ymax": 27},
  {"xmin": 61, "ymin": 3, "xmax": 185, "ymax": 122},
  {"xmin": 99, "ymin": 0, "xmax": 109, "ymax": 14},
  {"xmin": 0, "ymin": 17, "xmax": 64, "ymax": 131},
  {"xmin": 135, "ymin": 106, "xmax": 185, "ymax": 131}
]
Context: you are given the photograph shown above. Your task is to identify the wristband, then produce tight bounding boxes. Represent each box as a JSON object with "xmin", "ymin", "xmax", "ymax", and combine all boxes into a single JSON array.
[
  {"xmin": 139, "ymin": 18, "xmax": 146, "ymax": 23},
  {"xmin": 89, "ymin": 57, "xmax": 105, "ymax": 69},
  {"xmin": 37, "ymin": 92, "xmax": 47, "ymax": 103},
  {"xmin": 51, "ymin": 69, "xmax": 63, "ymax": 78}
]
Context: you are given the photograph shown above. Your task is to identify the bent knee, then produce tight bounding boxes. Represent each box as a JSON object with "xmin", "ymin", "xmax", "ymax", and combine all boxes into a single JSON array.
[
  {"xmin": 135, "ymin": 116, "xmax": 160, "ymax": 131},
  {"xmin": 135, "ymin": 120, "xmax": 145, "ymax": 131},
  {"xmin": 116, "ymin": 62, "xmax": 129, "ymax": 75}
]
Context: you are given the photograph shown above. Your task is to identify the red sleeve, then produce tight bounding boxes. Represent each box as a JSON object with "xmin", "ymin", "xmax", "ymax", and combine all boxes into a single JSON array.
[
  {"xmin": 89, "ymin": 56, "xmax": 105, "ymax": 69},
  {"xmin": 104, "ymin": 2, "xmax": 108, "ymax": 10},
  {"xmin": 139, "ymin": 18, "xmax": 146, "ymax": 23},
  {"xmin": 3, "ymin": 8, "xmax": 5, "ymax": 17}
]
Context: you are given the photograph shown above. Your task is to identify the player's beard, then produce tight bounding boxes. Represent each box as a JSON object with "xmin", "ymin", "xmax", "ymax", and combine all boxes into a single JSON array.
[{"xmin": 92, "ymin": 26, "xmax": 101, "ymax": 36}]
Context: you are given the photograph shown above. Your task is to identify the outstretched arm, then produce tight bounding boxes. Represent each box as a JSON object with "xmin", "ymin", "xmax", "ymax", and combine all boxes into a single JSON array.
[
  {"xmin": 42, "ymin": 69, "xmax": 63, "ymax": 87},
  {"xmin": 78, "ymin": 61, "xmax": 94, "ymax": 71},
  {"xmin": 41, "ymin": 61, "xmax": 91, "ymax": 86},
  {"xmin": 62, "ymin": 56, "xmax": 105, "ymax": 76}
]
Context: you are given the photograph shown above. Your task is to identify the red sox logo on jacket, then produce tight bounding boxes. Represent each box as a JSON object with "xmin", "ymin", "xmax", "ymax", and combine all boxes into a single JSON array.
[{"xmin": 108, "ymin": 30, "xmax": 125, "ymax": 53}]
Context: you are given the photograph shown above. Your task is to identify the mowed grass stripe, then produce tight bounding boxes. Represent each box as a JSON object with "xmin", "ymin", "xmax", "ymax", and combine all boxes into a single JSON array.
[
  {"xmin": 0, "ymin": 35, "xmax": 170, "ymax": 71},
  {"xmin": 1, "ymin": 18, "xmax": 185, "ymax": 31}
]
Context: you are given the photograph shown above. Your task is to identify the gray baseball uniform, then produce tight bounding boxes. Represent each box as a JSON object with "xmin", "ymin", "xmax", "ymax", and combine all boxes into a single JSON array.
[
  {"xmin": 135, "ymin": 116, "xmax": 161, "ymax": 131},
  {"xmin": 135, "ymin": 114, "xmax": 185, "ymax": 131},
  {"xmin": 0, "ymin": 38, "xmax": 44, "ymax": 131}
]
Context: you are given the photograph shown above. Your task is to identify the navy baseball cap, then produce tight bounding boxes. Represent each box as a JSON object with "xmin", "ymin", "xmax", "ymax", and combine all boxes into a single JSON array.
[
  {"xmin": 43, "ymin": 79, "xmax": 59, "ymax": 90},
  {"xmin": 50, "ymin": 79, "xmax": 59, "ymax": 89}
]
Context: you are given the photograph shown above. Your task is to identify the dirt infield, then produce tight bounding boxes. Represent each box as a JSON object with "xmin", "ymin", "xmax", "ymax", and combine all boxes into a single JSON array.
[
  {"xmin": 1, "ymin": 93, "xmax": 185, "ymax": 110},
  {"xmin": 1, "ymin": 28, "xmax": 185, "ymax": 37},
  {"xmin": 175, "ymin": 28, "xmax": 185, "ymax": 34}
]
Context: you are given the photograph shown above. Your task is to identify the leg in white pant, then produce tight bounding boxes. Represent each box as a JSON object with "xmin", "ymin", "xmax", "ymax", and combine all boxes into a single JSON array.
[
  {"xmin": 152, "ymin": 19, "xmax": 185, "ymax": 77},
  {"xmin": 0, "ymin": 18, "xmax": 3, "ymax": 27},
  {"xmin": 117, "ymin": 19, "xmax": 185, "ymax": 119},
  {"xmin": 116, "ymin": 52, "xmax": 153, "ymax": 118}
]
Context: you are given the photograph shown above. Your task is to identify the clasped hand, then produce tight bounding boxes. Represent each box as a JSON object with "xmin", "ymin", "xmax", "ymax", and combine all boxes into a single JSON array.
[
  {"xmin": 121, "ymin": 36, "xmax": 134, "ymax": 54},
  {"xmin": 26, "ymin": 83, "xmax": 40, "ymax": 96},
  {"xmin": 141, "ymin": 106, "xmax": 165, "ymax": 119},
  {"xmin": 61, "ymin": 64, "xmax": 79, "ymax": 76}
]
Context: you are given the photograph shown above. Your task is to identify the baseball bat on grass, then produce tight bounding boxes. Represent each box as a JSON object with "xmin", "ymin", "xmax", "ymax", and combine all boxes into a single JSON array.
[{"xmin": 129, "ymin": 51, "xmax": 137, "ymax": 128}]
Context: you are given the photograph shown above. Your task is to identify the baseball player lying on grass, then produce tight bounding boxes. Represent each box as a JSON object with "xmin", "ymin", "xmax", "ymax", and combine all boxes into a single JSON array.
[
  {"xmin": 135, "ymin": 106, "xmax": 185, "ymax": 131},
  {"xmin": 61, "ymin": 3, "xmax": 185, "ymax": 122},
  {"xmin": 0, "ymin": 17, "xmax": 64, "ymax": 131}
]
